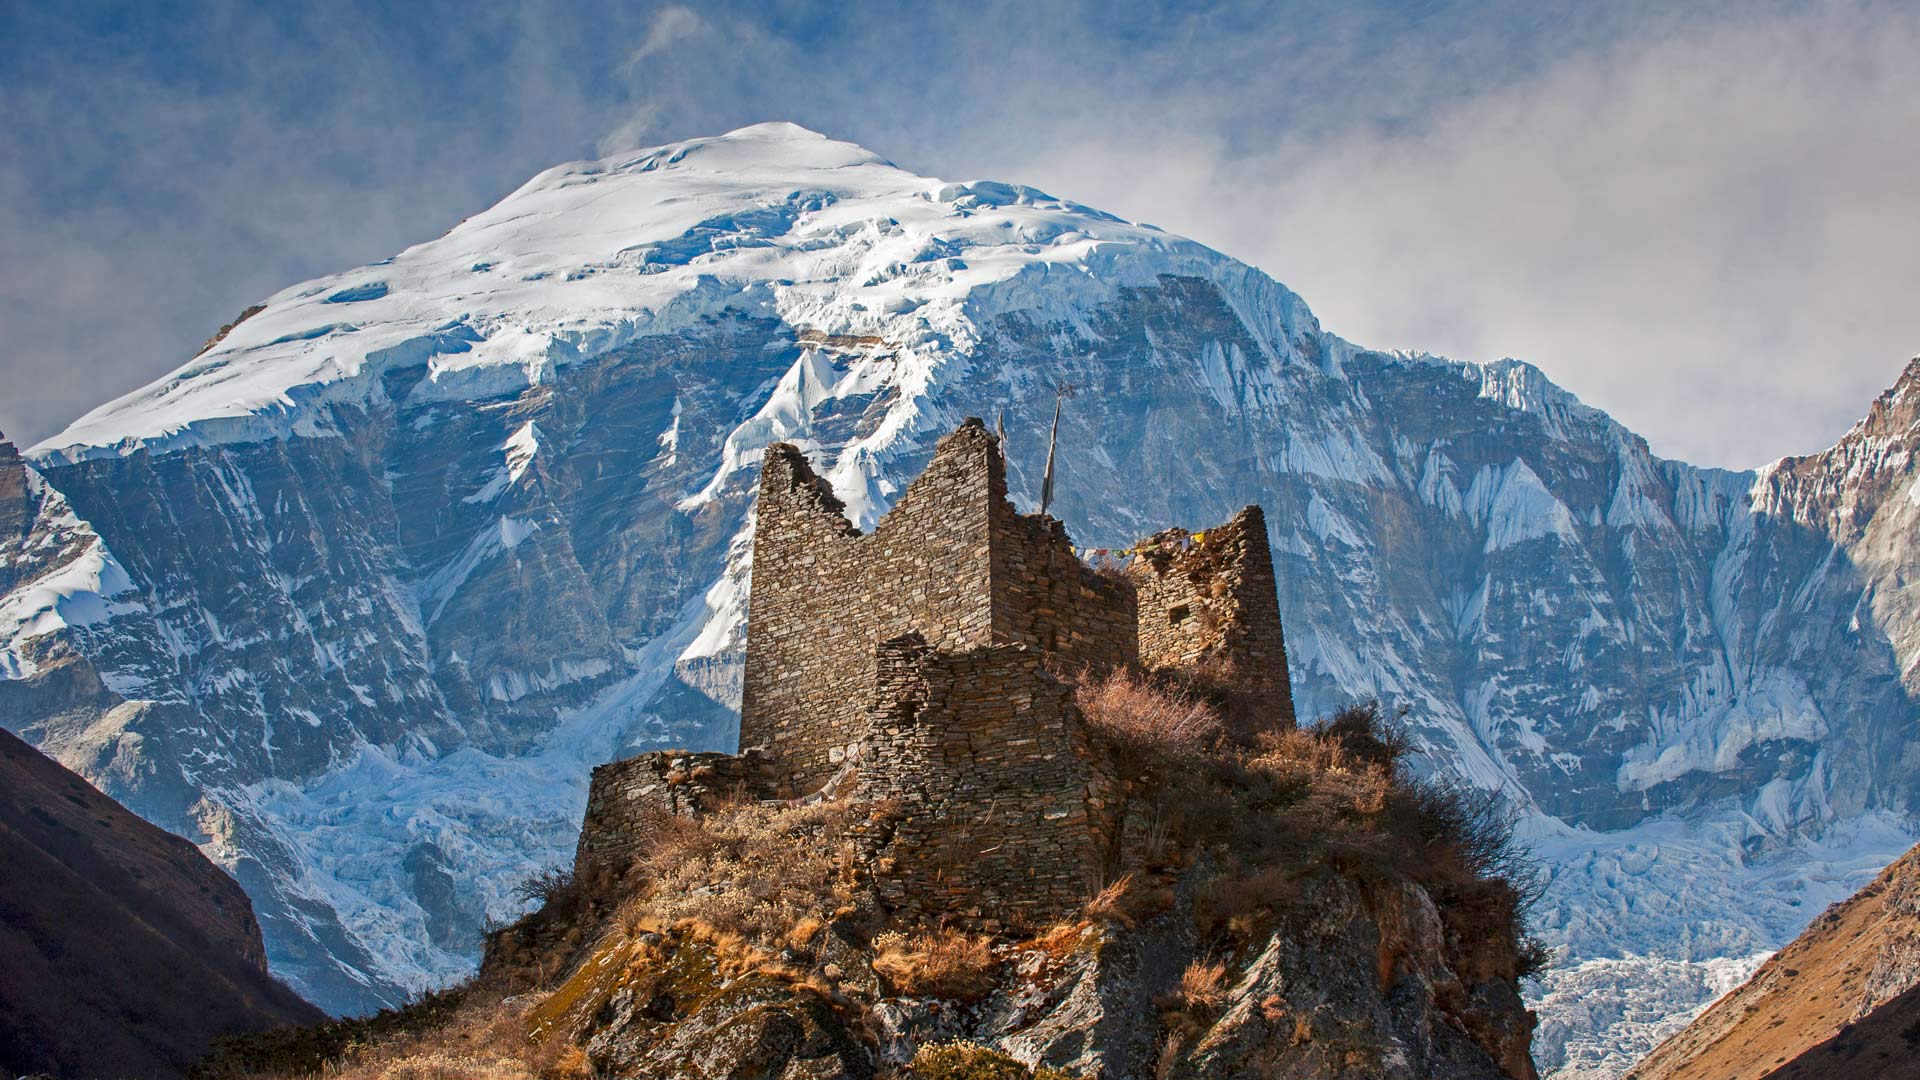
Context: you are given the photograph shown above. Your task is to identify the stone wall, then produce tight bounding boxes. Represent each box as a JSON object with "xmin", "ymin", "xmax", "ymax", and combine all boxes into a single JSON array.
[
  {"xmin": 990, "ymin": 504, "xmax": 1138, "ymax": 675},
  {"xmin": 572, "ymin": 749, "xmax": 761, "ymax": 877},
  {"xmin": 1129, "ymin": 505, "xmax": 1295, "ymax": 725},
  {"xmin": 740, "ymin": 418, "xmax": 1153, "ymax": 798},
  {"xmin": 0, "ymin": 435, "xmax": 27, "ymax": 545},
  {"xmin": 739, "ymin": 424, "xmax": 1000, "ymax": 797},
  {"xmin": 849, "ymin": 635, "xmax": 1119, "ymax": 929},
  {"xmin": 577, "ymin": 418, "xmax": 1294, "ymax": 924}
]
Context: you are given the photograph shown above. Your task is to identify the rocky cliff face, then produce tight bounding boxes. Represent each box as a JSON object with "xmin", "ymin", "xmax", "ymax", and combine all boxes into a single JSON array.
[
  {"xmin": 506, "ymin": 876, "xmax": 1529, "ymax": 1080},
  {"xmin": 1, "ymin": 126, "xmax": 1916, "ymax": 1073},
  {"xmin": 1628, "ymin": 841, "xmax": 1920, "ymax": 1079},
  {"xmin": 0, "ymin": 725, "xmax": 321, "ymax": 1079}
]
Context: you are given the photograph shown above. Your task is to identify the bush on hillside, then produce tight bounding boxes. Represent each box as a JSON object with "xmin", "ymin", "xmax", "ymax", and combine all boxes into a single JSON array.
[
  {"xmin": 907, "ymin": 1041, "xmax": 1078, "ymax": 1080},
  {"xmin": 617, "ymin": 797, "xmax": 859, "ymax": 950},
  {"xmin": 1074, "ymin": 666, "xmax": 1224, "ymax": 772},
  {"xmin": 873, "ymin": 928, "xmax": 999, "ymax": 1001},
  {"xmin": 1084, "ymin": 678, "xmax": 1547, "ymax": 984}
]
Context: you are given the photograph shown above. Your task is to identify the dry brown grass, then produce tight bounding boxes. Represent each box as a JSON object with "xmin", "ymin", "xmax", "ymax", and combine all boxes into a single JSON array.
[
  {"xmin": 1083, "ymin": 872, "xmax": 1175, "ymax": 929},
  {"xmin": 1083, "ymin": 873, "xmax": 1136, "ymax": 925},
  {"xmin": 1172, "ymin": 959, "xmax": 1231, "ymax": 1014},
  {"xmin": 1075, "ymin": 667, "xmax": 1224, "ymax": 770},
  {"xmin": 1027, "ymin": 919, "xmax": 1095, "ymax": 958},
  {"xmin": 208, "ymin": 993, "xmax": 583, "ymax": 1080},
  {"xmin": 872, "ymin": 928, "xmax": 999, "ymax": 1001},
  {"xmin": 614, "ymin": 797, "xmax": 858, "ymax": 955}
]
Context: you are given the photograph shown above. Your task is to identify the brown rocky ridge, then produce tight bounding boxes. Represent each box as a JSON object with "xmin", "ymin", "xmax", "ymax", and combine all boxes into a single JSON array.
[
  {"xmin": 1630, "ymin": 840, "xmax": 1920, "ymax": 1080},
  {"xmin": 204, "ymin": 420, "xmax": 1540, "ymax": 1080},
  {"xmin": 0, "ymin": 725, "xmax": 321, "ymax": 1079}
]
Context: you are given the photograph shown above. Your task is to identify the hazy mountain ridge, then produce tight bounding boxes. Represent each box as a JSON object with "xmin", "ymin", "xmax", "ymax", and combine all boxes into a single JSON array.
[{"xmin": 2, "ymin": 124, "xmax": 1915, "ymax": 1075}]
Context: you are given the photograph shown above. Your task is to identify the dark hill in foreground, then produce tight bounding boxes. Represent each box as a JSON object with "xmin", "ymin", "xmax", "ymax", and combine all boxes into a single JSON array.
[{"xmin": 0, "ymin": 727, "xmax": 321, "ymax": 1079}]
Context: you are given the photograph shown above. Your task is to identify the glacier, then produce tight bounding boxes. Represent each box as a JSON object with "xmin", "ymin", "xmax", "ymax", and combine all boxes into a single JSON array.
[{"xmin": 3, "ymin": 123, "xmax": 1919, "ymax": 1076}]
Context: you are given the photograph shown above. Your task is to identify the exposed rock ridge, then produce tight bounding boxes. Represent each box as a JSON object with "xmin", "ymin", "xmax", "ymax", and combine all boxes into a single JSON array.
[{"xmin": 0, "ymin": 432, "xmax": 26, "ymax": 544}]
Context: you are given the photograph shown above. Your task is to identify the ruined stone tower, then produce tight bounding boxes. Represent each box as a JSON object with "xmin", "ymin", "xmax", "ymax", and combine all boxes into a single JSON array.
[{"xmin": 575, "ymin": 418, "xmax": 1294, "ymax": 925}]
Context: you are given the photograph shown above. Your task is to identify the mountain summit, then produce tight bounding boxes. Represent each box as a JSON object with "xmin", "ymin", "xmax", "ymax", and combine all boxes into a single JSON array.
[
  {"xmin": 37, "ymin": 122, "xmax": 1256, "ymax": 475},
  {"xmin": 4, "ymin": 126, "xmax": 1918, "ymax": 1076}
]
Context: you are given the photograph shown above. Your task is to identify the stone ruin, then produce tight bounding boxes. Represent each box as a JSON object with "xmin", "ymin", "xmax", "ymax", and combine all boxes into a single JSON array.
[{"xmin": 574, "ymin": 418, "xmax": 1294, "ymax": 927}]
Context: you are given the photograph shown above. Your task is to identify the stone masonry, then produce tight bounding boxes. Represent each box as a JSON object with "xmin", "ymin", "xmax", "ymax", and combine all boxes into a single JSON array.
[
  {"xmin": 1130, "ymin": 506, "xmax": 1295, "ymax": 721},
  {"xmin": 847, "ymin": 634, "xmax": 1121, "ymax": 926},
  {"xmin": 573, "ymin": 418, "xmax": 1293, "ymax": 925},
  {"xmin": 0, "ymin": 434, "xmax": 28, "ymax": 545},
  {"xmin": 572, "ymin": 749, "xmax": 761, "ymax": 878}
]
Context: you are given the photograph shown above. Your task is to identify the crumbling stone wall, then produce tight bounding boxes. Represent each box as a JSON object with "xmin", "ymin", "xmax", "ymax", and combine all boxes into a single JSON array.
[
  {"xmin": 742, "ymin": 419, "xmax": 1152, "ymax": 797},
  {"xmin": 990, "ymin": 505, "xmax": 1137, "ymax": 674},
  {"xmin": 740, "ymin": 424, "xmax": 1001, "ymax": 797},
  {"xmin": 0, "ymin": 435, "xmax": 27, "ymax": 544},
  {"xmin": 572, "ymin": 749, "xmax": 760, "ymax": 877},
  {"xmin": 849, "ymin": 635, "xmax": 1119, "ymax": 928},
  {"xmin": 575, "ymin": 418, "xmax": 1295, "ymax": 925},
  {"xmin": 1129, "ymin": 505, "xmax": 1295, "ymax": 724}
]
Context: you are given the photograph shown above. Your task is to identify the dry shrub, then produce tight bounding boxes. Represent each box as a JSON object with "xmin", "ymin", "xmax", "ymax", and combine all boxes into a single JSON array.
[
  {"xmin": 511, "ymin": 867, "xmax": 577, "ymax": 906},
  {"xmin": 1314, "ymin": 700, "xmax": 1415, "ymax": 768},
  {"xmin": 906, "ymin": 1041, "xmax": 1028, "ymax": 1080},
  {"xmin": 1083, "ymin": 872, "xmax": 1175, "ymax": 929},
  {"xmin": 1076, "ymin": 667, "xmax": 1223, "ymax": 771},
  {"xmin": 872, "ymin": 928, "xmax": 999, "ymax": 1001},
  {"xmin": 1172, "ymin": 959, "xmax": 1230, "ymax": 1014},
  {"xmin": 1196, "ymin": 866, "xmax": 1302, "ymax": 937},
  {"xmin": 1084, "ymin": 688, "xmax": 1545, "ymax": 991},
  {"xmin": 615, "ymin": 798, "xmax": 857, "ymax": 954}
]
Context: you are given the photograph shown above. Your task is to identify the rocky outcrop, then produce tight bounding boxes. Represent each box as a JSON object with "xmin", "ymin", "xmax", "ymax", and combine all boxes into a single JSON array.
[
  {"xmin": 477, "ymin": 650, "xmax": 1537, "ymax": 1078},
  {"xmin": 0, "ymin": 726, "xmax": 321, "ymax": 1079},
  {"xmin": 1629, "ymin": 841, "xmax": 1920, "ymax": 1080},
  {"xmin": 507, "ymin": 872, "xmax": 1533, "ymax": 1080}
]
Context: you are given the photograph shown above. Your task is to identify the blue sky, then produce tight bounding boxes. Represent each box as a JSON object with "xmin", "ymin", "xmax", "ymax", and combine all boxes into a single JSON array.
[{"xmin": 2, "ymin": 0, "xmax": 1915, "ymax": 467}]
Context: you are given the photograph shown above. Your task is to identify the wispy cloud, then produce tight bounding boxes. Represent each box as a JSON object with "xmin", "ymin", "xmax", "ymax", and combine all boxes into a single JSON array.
[
  {"xmin": 596, "ymin": 102, "xmax": 663, "ymax": 156},
  {"xmin": 991, "ymin": 2, "xmax": 1920, "ymax": 466},
  {"xmin": 2, "ymin": 0, "xmax": 1912, "ymax": 469},
  {"xmin": 620, "ymin": 5, "xmax": 708, "ymax": 71}
]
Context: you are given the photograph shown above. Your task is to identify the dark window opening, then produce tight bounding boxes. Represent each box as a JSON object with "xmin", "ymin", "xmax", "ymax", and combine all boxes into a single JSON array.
[{"xmin": 1169, "ymin": 604, "xmax": 1192, "ymax": 626}]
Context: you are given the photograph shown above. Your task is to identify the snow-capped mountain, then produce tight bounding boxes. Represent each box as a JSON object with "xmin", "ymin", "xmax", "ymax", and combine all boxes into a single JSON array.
[{"xmin": 3, "ymin": 123, "xmax": 1916, "ymax": 1075}]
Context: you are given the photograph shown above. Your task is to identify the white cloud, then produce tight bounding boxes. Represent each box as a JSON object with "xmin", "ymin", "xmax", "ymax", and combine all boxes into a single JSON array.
[
  {"xmin": 595, "ymin": 102, "xmax": 663, "ymax": 156},
  {"xmin": 992, "ymin": 2, "xmax": 1920, "ymax": 468},
  {"xmin": 621, "ymin": 5, "xmax": 707, "ymax": 70},
  {"xmin": 7, "ymin": 1, "xmax": 1915, "ymax": 471}
]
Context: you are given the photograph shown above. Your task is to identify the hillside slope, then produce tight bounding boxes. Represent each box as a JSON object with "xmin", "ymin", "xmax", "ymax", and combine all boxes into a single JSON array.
[
  {"xmin": 2, "ymin": 124, "xmax": 1917, "ymax": 1072},
  {"xmin": 207, "ymin": 696, "xmax": 1539, "ymax": 1080},
  {"xmin": 0, "ymin": 726, "xmax": 322, "ymax": 1079},
  {"xmin": 1629, "ymin": 842, "xmax": 1920, "ymax": 1079},
  {"xmin": 1763, "ymin": 981, "xmax": 1920, "ymax": 1078}
]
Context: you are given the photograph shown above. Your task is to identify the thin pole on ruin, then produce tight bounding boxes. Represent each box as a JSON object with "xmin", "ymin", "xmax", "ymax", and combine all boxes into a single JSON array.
[{"xmin": 1039, "ymin": 380, "xmax": 1075, "ymax": 518}]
